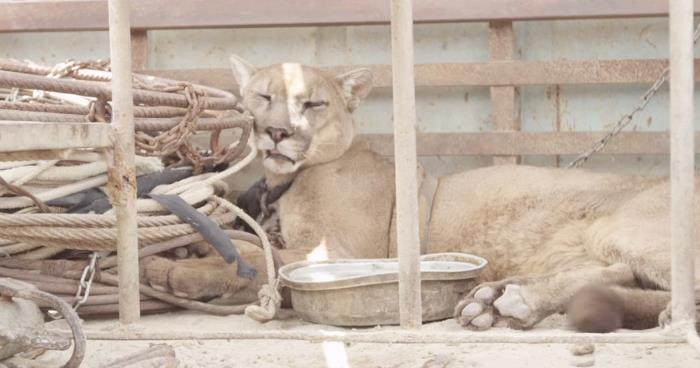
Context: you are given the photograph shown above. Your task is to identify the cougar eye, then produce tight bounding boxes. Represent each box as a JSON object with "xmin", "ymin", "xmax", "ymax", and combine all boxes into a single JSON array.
[
  {"xmin": 302, "ymin": 100, "xmax": 328, "ymax": 111},
  {"xmin": 256, "ymin": 93, "xmax": 272, "ymax": 102}
]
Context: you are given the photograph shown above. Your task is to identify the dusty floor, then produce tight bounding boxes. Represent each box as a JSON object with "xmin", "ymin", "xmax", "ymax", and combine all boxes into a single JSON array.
[{"xmin": 37, "ymin": 310, "xmax": 700, "ymax": 368}]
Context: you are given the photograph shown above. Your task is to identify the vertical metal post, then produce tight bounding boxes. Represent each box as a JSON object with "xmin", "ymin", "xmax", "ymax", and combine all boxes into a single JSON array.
[
  {"xmin": 390, "ymin": 0, "xmax": 422, "ymax": 328},
  {"xmin": 669, "ymin": 0, "xmax": 696, "ymax": 328},
  {"xmin": 108, "ymin": 0, "xmax": 140, "ymax": 324}
]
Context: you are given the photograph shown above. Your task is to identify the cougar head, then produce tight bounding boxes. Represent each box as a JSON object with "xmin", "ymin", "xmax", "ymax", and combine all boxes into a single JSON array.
[{"xmin": 229, "ymin": 55, "xmax": 373, "ymax": 175}]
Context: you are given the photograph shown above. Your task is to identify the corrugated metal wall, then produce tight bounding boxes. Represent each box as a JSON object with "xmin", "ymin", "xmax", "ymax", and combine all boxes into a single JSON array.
[{"xmin": 2, "ymin": 18, "xmax": 699, "ymax": 191}]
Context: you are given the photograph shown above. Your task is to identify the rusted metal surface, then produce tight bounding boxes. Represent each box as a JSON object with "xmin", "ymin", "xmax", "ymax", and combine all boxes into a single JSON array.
[
  {"xmin": 1, "ymin": 0, "xmax": 699, "ymax": 32},
  {"xmin": 360, "ymin": 132, "xmax": 700, "ymax": 156},
  {"xmin": 0, "ymin": 57, "xmax": 252, "ymax": 172},
  {"xmin": 550, "ymin": 85, "xmax": 563, "ymax": 167},
  {"xmin": 144, "ymin": 59, "xmax": 700, "ymax": 91},
  {"xmin": 489, "ymin": 21, "xmax": 521, "ymax": 165},
  {"xmin": 0, "ymin": 70, "xmax": 237, "ymax": 110},
  {"xmin": 0, "ymin": 278, "xmax": 86, "ymax": 368},
  {"xmin": 0, "ymin": 149, "xmax": 73, "ymax": 161},
  {"xmin": 0, "ymin": 109, "xmax": 252, "ymax": 131},
  {"xmin": 107, "ymin": 0, "xmax": 141, "ymax": 325},
  {"xmin": 0, "ymin": 121, "xmax": 111, "ymax": 152}
]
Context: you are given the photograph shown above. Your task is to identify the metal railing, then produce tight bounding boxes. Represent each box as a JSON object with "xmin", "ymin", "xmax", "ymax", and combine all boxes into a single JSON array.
[{"xmin": 0, "ymin": 0, "xmax": 696, "ymax": 353}]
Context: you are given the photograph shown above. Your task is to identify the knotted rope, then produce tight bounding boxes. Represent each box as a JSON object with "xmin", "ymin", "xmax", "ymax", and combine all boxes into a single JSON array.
[{"xmin": 212, "ymin": 196, "xmax": 282, "ymax": 323}]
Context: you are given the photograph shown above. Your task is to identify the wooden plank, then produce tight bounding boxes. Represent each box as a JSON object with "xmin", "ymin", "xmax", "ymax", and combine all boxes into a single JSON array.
[
  {"xmin": 2, "ymin": 0, "xmax": 699, "ymax": 33},
  {"xmin": 0, "ymin": 121, "xmax": 111, "ymax": 152},
  {"xmin": 359, "ymin": 132, "xmax": 700, "ymax": 156},
  {"xmin": 489, "ymin": 21, "xmax": 521, "ymax": 165},
  {"xmin": 141, "ymin": 59, "xmax": 700, "ymax": 91},
  {"xmin": 130, "ymin": 30, "xmax": 149, "ymax": 70}
]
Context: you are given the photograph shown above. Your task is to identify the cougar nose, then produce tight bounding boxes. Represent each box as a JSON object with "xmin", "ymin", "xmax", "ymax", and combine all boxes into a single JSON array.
[{"xmin": 266, "ymin": 127, "xmax": 291, "ymax": 144}]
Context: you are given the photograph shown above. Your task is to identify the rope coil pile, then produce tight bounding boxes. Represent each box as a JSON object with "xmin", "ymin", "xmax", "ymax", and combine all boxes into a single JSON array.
[{"xmin": 0, "ymin": 58, "xmax": 281, "ymax": 321}]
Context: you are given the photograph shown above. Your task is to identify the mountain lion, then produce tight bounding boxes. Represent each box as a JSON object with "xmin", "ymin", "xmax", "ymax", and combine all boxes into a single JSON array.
[{"xmin": 142, "ymin": 55, "xmax": 700, "ymax": 331}]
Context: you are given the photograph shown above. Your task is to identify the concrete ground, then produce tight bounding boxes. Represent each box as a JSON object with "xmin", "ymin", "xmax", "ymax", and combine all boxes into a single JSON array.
[{"xmin": 33, "ymin": 310, "xmax": 700, "ymax": 368}]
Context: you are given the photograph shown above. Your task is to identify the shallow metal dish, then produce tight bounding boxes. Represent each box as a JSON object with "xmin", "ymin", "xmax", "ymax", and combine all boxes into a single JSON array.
[{"xmin": 279, "ymin": 252, "xmax": 487, "ymax": 326}]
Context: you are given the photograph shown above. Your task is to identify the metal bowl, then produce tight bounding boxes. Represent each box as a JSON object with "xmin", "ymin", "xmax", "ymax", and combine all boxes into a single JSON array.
[{"xmin": 279, "ymin": 252, "xmax": 487, "ymax": 326}]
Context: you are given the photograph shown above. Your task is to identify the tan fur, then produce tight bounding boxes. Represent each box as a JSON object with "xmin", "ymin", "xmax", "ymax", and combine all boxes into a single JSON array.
[{"xmin": 143, "ymin": 58, "xmax": 700, "ymax": 330}]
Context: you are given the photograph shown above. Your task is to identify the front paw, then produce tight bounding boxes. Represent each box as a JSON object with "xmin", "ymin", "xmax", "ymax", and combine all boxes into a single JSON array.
[
  {"xmin": 454, "ymin": 281, "xmax": 536, "ymax": 330},
  {"xmin": 454, "ymin": 285, "xmax": 499, "ymax": 330},
  {"xmin": 141, "ymin": 256, "xmax": 238, "ymax": 300}
]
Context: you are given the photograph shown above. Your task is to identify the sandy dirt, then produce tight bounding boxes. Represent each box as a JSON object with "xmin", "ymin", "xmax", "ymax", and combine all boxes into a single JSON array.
[{"xmin": 32, "ymin": 310, "xmax": 700, "ymax": 367}]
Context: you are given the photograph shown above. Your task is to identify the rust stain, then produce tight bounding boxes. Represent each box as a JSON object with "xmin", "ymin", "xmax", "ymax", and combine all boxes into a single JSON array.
[
  {"xmin": 552, "ymin": 85, "xmax": 561, "ymax": 167},
  {"xmin": 68, "ymin": 124, "xmax": 90, "ymax": 143},
  {"xmin": 106, "ymin": 162, "xmax": 137, "ymax": 206},
  {"xmin": 554, "ymin": 85, "xmax": 561, "ymax": 132}
]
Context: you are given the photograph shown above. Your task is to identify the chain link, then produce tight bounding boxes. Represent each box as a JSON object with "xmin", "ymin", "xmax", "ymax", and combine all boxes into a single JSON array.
[
  {"xmin": 567, "ymin": 21, "xmax": 700, "ymax": 168},
  {"xmin": 73, "ymin": 252, "xmax": 99, "ymax": 310},
  {"xmin": 47, "ymin": 252, "xmax": 99, "ymax": 320}
]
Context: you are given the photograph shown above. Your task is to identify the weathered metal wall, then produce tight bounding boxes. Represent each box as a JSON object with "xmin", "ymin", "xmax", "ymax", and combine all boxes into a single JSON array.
[{"xmin": 2, "ymin": 18, "xmax": 698, "ymax": 190}]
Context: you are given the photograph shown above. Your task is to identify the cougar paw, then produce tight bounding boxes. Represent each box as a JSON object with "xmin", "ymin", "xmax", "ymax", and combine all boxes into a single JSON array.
[
  {"xmin": 167, "ymin": 265, "xmax": 217, "ymax": 299},
  {"xmin": 455, "ymin": 283, "xmax": 535, "ymax": 330},
  {"xmin": 141, "ymin": 256, "xmax": 233, "ymax": 300},
  {"xmin": 454, "ymin": 285, "xmax": 500, "ymax": 330},
  {"xmin": 141, "ymin": 256, "xmax": 174, "ymax": 293},
  {"xmin": 494, "ymin": 285, "xmax": 534, "ymax": 322},
  {"xmin": 658, "ymin": 302, "xmax": 673, "ymax": 328}
]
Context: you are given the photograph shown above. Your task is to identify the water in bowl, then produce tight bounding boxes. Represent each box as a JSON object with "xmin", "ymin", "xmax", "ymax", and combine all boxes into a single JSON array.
[{"xmin": 287, "ymin": 260, "xmax": 477, "ymax": 283}]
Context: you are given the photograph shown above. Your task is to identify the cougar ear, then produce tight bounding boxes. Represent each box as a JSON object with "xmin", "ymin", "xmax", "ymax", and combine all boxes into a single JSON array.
[
  {"xmin": 229, "ymin": 54, "xmax": 258, "ymax": 92},
  {"xmin": 335, "ymin": 68, "xmax": 374, "ymax": 111}
]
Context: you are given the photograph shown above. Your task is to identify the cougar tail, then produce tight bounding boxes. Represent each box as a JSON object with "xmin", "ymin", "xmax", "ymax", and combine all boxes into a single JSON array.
[{"xmin": 566, "ymin": 284, "xmax": 672, "ymax": 332}]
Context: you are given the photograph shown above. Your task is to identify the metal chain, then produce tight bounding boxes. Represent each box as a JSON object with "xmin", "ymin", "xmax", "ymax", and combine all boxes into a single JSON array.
[
  {"xmin": 73, "ymin": 252, "xmax": 99, "ymax": 310},
  {"xmin": 47, "ymin": 252, "xmax": 99, "ymax": 320},
  {"xmin": 567, "ymin": 21, "xmax": 700, "ymax": 168}
]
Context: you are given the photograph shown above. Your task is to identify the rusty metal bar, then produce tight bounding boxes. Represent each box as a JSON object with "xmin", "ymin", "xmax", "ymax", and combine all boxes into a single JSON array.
[
  {"xmin": 391, "ymin": 0, "xmax": 422, "ymax": 329},
  {"xmin": 108, "ymin": 0, "xmax": 140, "ymax": 324},
  {"xmin": 66, "ymin": 328, "xmax": 689, "ymax": 344},
  {"xmin": 669, "ymin": 0, "xmax": 697, "ymax": 339},
  {"xmin": 360, "ymin": 131, "xmax": 700, "ymax": 156},
  {"xmin": 0, "ymin": 121, "xmax": 111, "ymax": 152},
  {"xmin": 2, "ymin": 0, "xmax": 700, "ymax": 33},
  {"xmin": 141, "ymin": 59, "xmax": 700, "ymax": 91},
  {"xmin": 0, "ymin": 70, "xmax": 237, "ymax": 110}
]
